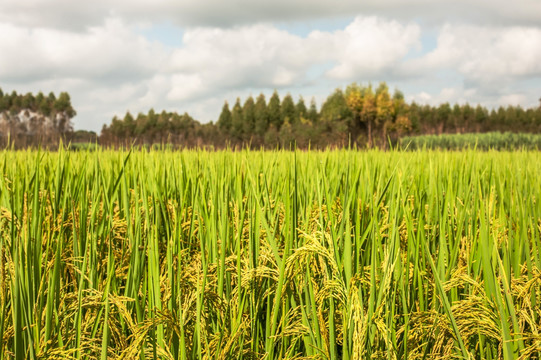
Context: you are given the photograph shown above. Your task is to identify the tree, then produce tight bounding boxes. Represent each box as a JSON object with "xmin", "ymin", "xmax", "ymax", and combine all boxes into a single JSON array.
[
  {"xmin": 146, "ymin": 109, "xmax": 158, "ymax": 141},
  {"xmin": 460, "ymin": 104, "xmax": 474, "ymax": 133},
  {"xmin": 0, "ymin": 89, "xmax": 7, "ymax": 112},
  {"xmin": 392, "ymin": 89, "xmax": 406, "ymax": 116},
  {"xmin": 39, "ymin": 97, "xmax": 51, "ymax": 117},
  {"xmin": 306, "ymin": 98, "xmax": 319, "ymax": 124},
  {"xmin": 10, "ymin": 91, "xmax": 21, "ymax": 115},
  {"xmin": 321, "ymin": 88, "xmax": 352, "ymax": 124},
  {"xmin": 53, "ymin": 92, "xmax": 76, "ymax": 134},
  {"xmin": 217, "ymin": 102, "xmax": 232, "ymax": 133},
  {"xmin": 318, "ymin": 89, "xmax": 352, "ymax": 145},
  {"xmin": 134, "ymin": 113, "xmax": 149, "ymax": 139},
  {"xmin": 281, "ymin": 93, "xmax": 298, "ymax": 126},
  {"xmin": 296, "ymin": 97, "xmax": 307, "ymax": 120},
  {"xmin": 375, "ymin": 82, "xmax": 393, "ymax": 144},
  {"xmin": 345, "ymin": 83, "xmax": 363, "ymax": 123},
  {"xmin": 254, "ymin": 94, "xmax": 269, "ymax": 137},
  {"xmin": 346, "ymin": 83, "xmax": 378, "ymax": 147},
  {"xmin": 474, "ymin": 105, "xmax": 488, "ymax": 132},
  {"xmin": 21, "ymin": 92, "xmax": 34, "ymax": 110},
  {"xmin": 268, "ymin": 91, "xmax": 282, "ymax": 130},
  {"xmin": 391, "ymin": 89, "xmax": 411, "ymax": 136},
  {"xmin": 35, "ymin": 92, "xmax": 44, "ymax": 108},
  {"xmin": 47, "ymin": 92, "xmax": 56, "ymax": 109},
  {"xmin": 361, "ymin": 85, "xmax": 377, "ymax": 147},
  {"xmin": 0, "ymin": 89, "xmax": 77, "ymax": 148},
  {"xmin": 243, "ymin": 96, "xmax": 256, "ymax": 140},
  {"xmin": 123, "ymin": 112, "xmax": 135, "ymax": 138},
  {"xmin": 155, "ymin": 111, "xmax": 171, "ymax": 142},
  {"xmin": 435, "ymin": 103, "xmax": 451, "ymax": 134},
  {"xmin": 110, "ymin": 116, "xmax": 124, "ymax": 138},
  {"xmin": 231, "ymin": 98, "xmax": 244, "ymax": 140}
]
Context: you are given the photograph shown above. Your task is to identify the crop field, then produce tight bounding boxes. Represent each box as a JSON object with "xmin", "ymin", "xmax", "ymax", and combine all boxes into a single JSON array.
[
  {"xmin": 400, "ymin": 132, "xmax": 541, "ymax": 151},
  {"xmin": 0, "ymin": 149, "xmax": 540, "ymax": 359}
]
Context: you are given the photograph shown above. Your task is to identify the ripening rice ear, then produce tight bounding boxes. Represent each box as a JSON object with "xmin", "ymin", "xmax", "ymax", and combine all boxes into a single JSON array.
[{"xmin": 0, "ymin": 149, "xmax": 538, "ymax": 359}]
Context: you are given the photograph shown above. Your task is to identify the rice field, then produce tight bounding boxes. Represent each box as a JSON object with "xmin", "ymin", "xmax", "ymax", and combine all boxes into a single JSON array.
[
  {"xmin": 0, "ymin": 148, "xmax": 540, "ymax": 359},
  {"xmin": 400, "ymin": 132, "xmax": 541, "ymax": 151}
]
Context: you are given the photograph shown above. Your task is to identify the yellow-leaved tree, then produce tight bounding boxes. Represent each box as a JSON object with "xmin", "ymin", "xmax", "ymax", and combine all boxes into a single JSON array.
[{"xmin": 346, "ymin": 82, "xmax": 411, "ymax": 148}]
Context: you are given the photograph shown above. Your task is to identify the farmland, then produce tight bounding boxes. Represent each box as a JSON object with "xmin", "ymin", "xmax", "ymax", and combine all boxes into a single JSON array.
[
  {"xmin": 401, "ymin": 132, "xmax": 541, "ymax": 151},
  {"xmin": 0, "ymin": 149, "xmax": 540, "ymax": 359}
]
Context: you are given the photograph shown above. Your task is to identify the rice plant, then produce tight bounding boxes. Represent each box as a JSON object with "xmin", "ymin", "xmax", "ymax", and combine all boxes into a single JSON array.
[
  {"xmin": 0, "ymin": 147, "xmax": 540, "ymax": 359},
  {"xmin": 401, "ymin": 131, "xmax": 541, "ymax": 150}
]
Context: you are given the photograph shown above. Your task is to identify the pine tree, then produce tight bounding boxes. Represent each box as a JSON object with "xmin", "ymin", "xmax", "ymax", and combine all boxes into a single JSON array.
[
  {"xmin": 217, "ymin": 102, "xmax": 232, "ymax": 133},
  {"xmin": 0, "ymin": 89, "xmax": 7, "ymax": 112},
  {"xmin": 231, "ymin": 98, "xmax": 244, "ymax": 140},
  {"xmin": 254, "ymin": 94, "xmax": 268, "ymax": 136},
  {"xmin": 268, "ymin": 91, "xmax": 282, "ymax": 130},
  {"xmin": 243, "ymin": 96, "xmax": 256, "ymax": 140},
  {"xmin": 35, "ymin": 92, "xmax": 45, "ymax": 111},
  {"xmin": 307, "ymin": 98, "xmax": 319, "ymax": 123},
  {"xmin": 296, "ymin": 97, "xmax": 307, "ymax": 121},
  {"xmin": 123, "ymin": 112, "xmax": 135, "ymax": 137},
  {"xmin": 21, "ymin": 93, "xmax": 34, "ymax": 110},
  {"xmin": 281, "ymin": 93, "xmax": 297, "ymax": 125}
]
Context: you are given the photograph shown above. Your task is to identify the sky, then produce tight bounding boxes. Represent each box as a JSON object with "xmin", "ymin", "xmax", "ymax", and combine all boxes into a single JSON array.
[{"xmin": 1, "ymin": 1, "xmax": 540, "ymax": 132}]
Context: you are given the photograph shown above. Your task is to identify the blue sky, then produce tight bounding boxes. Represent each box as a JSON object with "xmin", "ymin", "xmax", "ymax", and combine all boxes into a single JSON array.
[{"xmin": 0, "ymin": 0, "xmax": 540, "ymax": 132}]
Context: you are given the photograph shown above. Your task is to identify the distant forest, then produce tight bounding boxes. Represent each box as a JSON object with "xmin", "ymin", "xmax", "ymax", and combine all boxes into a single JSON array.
[
  {"xmin": 0, "ymin": 89, "xmax": 81, "ymax": 148},
  {"xmin": 101, "ymin": 83, "xmax": 541, "ymax": 149},
  {"xmin": 2, "ymin": 84, "xmax": 541, "ymax": 149}
]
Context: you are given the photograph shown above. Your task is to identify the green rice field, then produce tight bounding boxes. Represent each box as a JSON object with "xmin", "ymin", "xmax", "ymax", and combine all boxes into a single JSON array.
[{"xmin": 0, "ymin": 149, "xmax": 540, "ymax": 359}]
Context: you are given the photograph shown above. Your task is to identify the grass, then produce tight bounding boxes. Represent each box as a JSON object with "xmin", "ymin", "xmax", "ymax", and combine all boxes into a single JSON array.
[
  {"xmin": 400, "ymin": 131, "xmax": 541, "ymax": 150},
  {"xmin": 0, "ymin": 148, "xmax": 540, "ymax": 359}
]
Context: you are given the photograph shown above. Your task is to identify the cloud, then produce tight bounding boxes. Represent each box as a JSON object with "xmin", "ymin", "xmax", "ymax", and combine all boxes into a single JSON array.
[
  {"xmin": 0, "ymin": 17, "xmax": 172, "ymax": 131},
  {"xmin": 413, "ymin": 24, "xmax": 541, "ymax": 88},
  {"xmin": 497, "ymin": 93, "xmax": 529, "ymax": 107},
  {"xmin": 408, "ymin": 87, "xmax": 479, "ymax": 106},
  {"xmin": 165, "ymin": 16, "xmax": 421, "ymax": 102},
  {"xmin": 407, "ymin": 85, "xmax": 540, "ymax": 111},
  {"xmin": 0, "ymin": 0, "xmax": 113, "ymax": 31},
  {"xmin": 0, "ymin": 18, "xmax": 166, "ymax": 83},
  {"xmin": 2, "ymin": 0, "xmax": 541, "ymax": 31},
  {"xmin": 166, "ymin": 24, "xmax": 319, "ymax": 101},
  {"xmin": 325, "ymin": 17, "xmax": 421, "ymax": 79}
]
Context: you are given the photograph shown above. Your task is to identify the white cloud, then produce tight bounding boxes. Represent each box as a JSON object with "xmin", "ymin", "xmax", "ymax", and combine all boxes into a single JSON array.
[
  {"xmin": 497, "ymin": 93, "xmax": 529, "ymax": 107},
  {"xmin": 407, "ymin": 85, "xmax": 540, "ymax": 111},
  {"xmin": 167, "ymin": 74, "xmax": 205, "ymax": 102},
  {"xmin": 325, "ymin": 17, "xmax": 421, "ymax": 79},
  {"xmin": 165, "ymin": 17, "xmax": 421, "ymax": 102},
  {"xmin": 166, "ymin": 24, "xmax": 320, "ymax": 101},
  {"xmin": 414, "ymin": 24, "xmax": 541, "ymax": 87},
  {"xmin": 408, "ymin": 87, "xmax": 465, "ymax": 106},
  {"xmin": 0, "ymin": 18, "xmax": 166, "ymax": 82},
  {"xmin": 0, "ymin": 17, "xmax": 174, "ymax": 131}
]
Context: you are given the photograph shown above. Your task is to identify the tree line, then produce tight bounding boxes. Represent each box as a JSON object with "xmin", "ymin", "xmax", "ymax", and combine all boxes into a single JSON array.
[
  {"xmin": 2, "ymin": 85, "xmax": 540, "ymax": 149},
  {"xmin": 0, "ymin": 88, "xmax": 77, "ymax": 148},
  {"xmin": 101, "ymin": 82, "xmax": 541, "ymax": 149}
]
